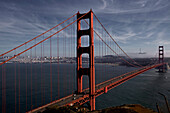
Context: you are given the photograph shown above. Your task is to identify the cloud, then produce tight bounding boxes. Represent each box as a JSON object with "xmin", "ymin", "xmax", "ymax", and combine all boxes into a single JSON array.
[
  {"xmin": 112, "ymin": 29, "xmax": 137, "ymax": 43},
  {"xmin": 0, "ymin": 0, "xmax": 170, "ymax": 57},
  {"xmin": 100, "ymin": 0, "xmax": 107, "ymax": 9},
  {"xmin": 144, "ymin": 28, "xmax": 170, "ymax": 47},
  {"xmin": 149, "ymin": 38, "xmax": 170, "ymax": 45},
  {"xmin": 98, "ymin": 0, "xmax": 170, "ymax": 14}
]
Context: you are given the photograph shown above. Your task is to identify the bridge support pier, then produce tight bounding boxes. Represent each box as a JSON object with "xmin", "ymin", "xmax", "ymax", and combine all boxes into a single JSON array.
[{"xmin": 77, "ymin": 10, "xmax": 95, "ymax": 111}]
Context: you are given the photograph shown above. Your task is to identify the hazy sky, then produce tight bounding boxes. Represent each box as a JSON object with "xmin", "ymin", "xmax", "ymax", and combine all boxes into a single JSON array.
[{"xmin": 0, "ymin": 0, "xmax": 170, "ymax": 57}]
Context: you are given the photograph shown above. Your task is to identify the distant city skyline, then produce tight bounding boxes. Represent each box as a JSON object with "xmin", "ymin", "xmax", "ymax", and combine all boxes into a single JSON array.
[{"xmin": 0, "ymin": 0, "xmax": 170, "ymax": 57}]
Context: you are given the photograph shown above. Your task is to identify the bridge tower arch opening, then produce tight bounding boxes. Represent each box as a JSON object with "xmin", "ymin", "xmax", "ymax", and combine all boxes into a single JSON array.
[
  {"xmin": 77, "ymin": 10, "xmax": 95, "ymax": 111},
  {"xmin": 158, "ymin": 46, "xmax": 165, "ymax": 72}
]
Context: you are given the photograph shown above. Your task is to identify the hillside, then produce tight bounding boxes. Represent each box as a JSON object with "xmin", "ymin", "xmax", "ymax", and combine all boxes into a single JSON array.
[{"xmin": 41, "ymin": 104, "xmax": 157, "ymax": 113}]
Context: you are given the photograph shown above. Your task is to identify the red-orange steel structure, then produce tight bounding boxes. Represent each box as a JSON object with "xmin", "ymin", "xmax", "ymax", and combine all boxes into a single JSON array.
[
  {"xmin": 77, "ymin": 10, "xmax": 95, "ymax": 111},
  {"xmin": 158, "ymin": 46, "xmax": 164, "ymax": 72},
  {"xmin": 26, "ymin": 63, "xmax": 165, "ymax": 113},
  {"xmin": 1, "ymin": 9, "xmax": 168, "ymax": 113}
]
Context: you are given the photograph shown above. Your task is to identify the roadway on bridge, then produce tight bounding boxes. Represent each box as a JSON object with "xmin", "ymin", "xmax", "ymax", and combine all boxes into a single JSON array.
[{"xmin": 27, "ymin": 64, "xmax": 163, "ymax": 113}]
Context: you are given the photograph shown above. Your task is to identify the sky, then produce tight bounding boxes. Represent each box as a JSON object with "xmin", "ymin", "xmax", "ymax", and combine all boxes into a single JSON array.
[{"xmin": 0, "ymin": 0, "xmax": 170, "ymax": 57}]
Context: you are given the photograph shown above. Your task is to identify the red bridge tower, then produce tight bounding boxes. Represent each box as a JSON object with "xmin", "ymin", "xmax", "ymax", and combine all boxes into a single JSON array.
[
  {"xmin": 158, "ymin": 46, "xmax": 165, "ymax": 72},
  {"xmin": 77, "ymin": 10, "xmax": 95, "ymax": 111}
]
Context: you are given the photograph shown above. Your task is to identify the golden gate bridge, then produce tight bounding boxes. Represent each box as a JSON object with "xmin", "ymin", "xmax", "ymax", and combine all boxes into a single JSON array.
[{"xmin": 0, "ymin": 10, "xmax": 166, "ymax": 113}]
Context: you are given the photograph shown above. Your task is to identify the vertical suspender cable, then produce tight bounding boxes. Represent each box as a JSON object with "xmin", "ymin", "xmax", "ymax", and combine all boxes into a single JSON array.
[
  {"xmin": 57, "ymin": 28, "xmax": 60, "ymax": 99},
  {"xmin": 4, "ymin": 62, "xmax": 6, "ymax": 113},
  {"xmin": 41, "ymin": 41, "xmax": 43, "ymax": 104},
  {"xmin": 14, "ymin": 51, "xmax": 17, "ymax": 113},
  {"xmin": 30, "ymin": 49, "xmax": 32, "ymax": 110},
  {"xmin": 25, "ymin": 45, "xmax": 28, "ymax": 111},
  {"xmin": 18, "ymin": 56, "xmax": 20, "ymax": 113},
  {"xmin": 50, "ymin": 36, "xmax": 52, "ymax": 102},
  {"xmin": 64, "ymin": 29, "xmax": 66, "ymax": 95},
  {"xmin": 35, "ymin": 39, "xmax": 37, "ymax": 106},
  {"xmin": 43, "ymin": 35, "xmax": 45, "ymax": 104},
  {"xmin": 74, "ymin": 19, "xmax": 76, "ymax": 93},
  {"xmin": 70, "ymin": 19, "xmax": 73, "ymax": 93},
  {"xmin": 2, "ymin": 56, "xmax": 5, "ymax": 113}
]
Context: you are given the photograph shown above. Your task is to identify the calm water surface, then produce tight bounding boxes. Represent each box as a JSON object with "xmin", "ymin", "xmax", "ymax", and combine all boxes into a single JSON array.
[{"xmin": 0, "ymin": 63, "xmax": 169, "ymax": 113}]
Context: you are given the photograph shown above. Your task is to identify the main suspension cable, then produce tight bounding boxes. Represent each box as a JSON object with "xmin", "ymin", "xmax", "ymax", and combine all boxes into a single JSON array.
[
  {"xmin": 0, "ymin": 13, "xmax": 77, "ymax": 57},
  {"xmin": 0, "ymin": 11, "xmax": 90, "ymax": 66},
  {"xmin": 93, "ymin": 11, "xmax": 142, "ymax": 67},
  {"xmin": 84, "ymin": 19, "xmax": 139, "ymax": 68}
]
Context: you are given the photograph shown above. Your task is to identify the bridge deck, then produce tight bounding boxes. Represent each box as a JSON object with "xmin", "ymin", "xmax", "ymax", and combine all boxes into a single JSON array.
[{"xmin": 27, "ymin": 64, "xmax": 163, "ymax": 113}]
